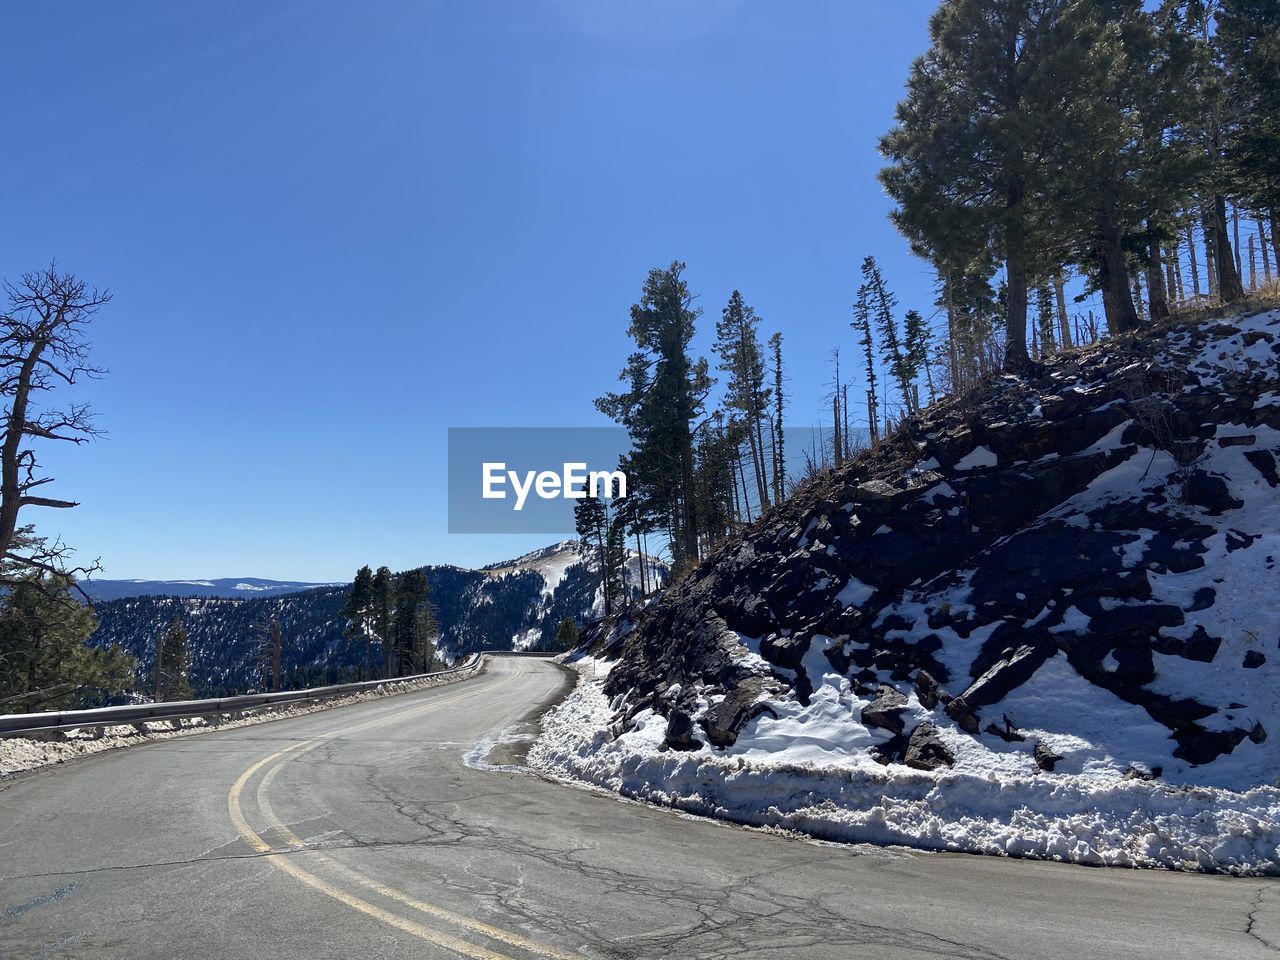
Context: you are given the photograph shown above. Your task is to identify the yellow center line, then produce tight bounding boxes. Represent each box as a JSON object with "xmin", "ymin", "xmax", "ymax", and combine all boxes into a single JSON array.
[{"xmin": 228, "ymin": 664, "xmax": 578, "ymax": 960}]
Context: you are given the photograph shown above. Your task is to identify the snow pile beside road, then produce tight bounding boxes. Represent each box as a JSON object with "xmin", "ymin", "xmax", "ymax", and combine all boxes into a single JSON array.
[
  {"xmin": 0, "ymin": 660, "xmax": 484, "ymax": 779},
  {"xmin": 532, "ymin": 664, "xmax": 1280, "ymax": 875}
]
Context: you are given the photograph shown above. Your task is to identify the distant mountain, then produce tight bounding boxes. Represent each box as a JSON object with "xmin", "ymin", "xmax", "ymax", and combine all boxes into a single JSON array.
[
  {"xmin": 88, "ymin": 541, "xmax": 666, "ymax": 697},
  {"xmin": 80, "ymin": 577, "xmax": 343, "ymax": 602}
]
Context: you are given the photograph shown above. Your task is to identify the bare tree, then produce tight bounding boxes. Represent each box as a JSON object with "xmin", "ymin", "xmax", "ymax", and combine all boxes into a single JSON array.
[{"xmin": 1, "ymin": 264, "xmax": 108, "ymax": 593}]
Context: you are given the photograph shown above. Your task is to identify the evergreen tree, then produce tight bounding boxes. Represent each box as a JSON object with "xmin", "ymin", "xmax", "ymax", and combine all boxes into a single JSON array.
[
  {"xmin": 768, "ymin": 332, "xmax": 786, "ymax": 503},
  {"xmin": 851, "ymin": 281, "xmax": 879, "ymax": 441},
  {"xmin": 340, "ymin": 564, "xmax": 375, "ymax": 679},
  {"xmin": 596, "ymin": 263, "xmax": 712, "ymax": 571},
  {"xmin": 0, "ymin": 573, "xmax": 134, "ymax": 710},
  {"xmin": 252, "ymin": 616, "xmax": 283, "ymax": 692},
  {"xmin": 713, "ymin": 290, "xmax": 771, "ymax": 512},
  {"xmin": 371, "ymin": 566, "xmax": 395, "ymax": 677},
  {"xmin": 862, "ymin": 256, "xmax": 920, "ymax": 415},
  {"xmin": 155, "ymin": 614, "xmax": 194, "ymax": 702},
  {"xmin": 574, "ymin": 493, "xmax": 612, "ymax": 616},
  {"xmin": 553, "ymin": 617, "xmax": 580, "ymax": 652},
  {"xmin": 392, "ymin": 569, "xmax": 435, "ymax": 675},
  {"xmin": 1218, "ymin": 0, "xmax": 1280, "ymax": 269}
]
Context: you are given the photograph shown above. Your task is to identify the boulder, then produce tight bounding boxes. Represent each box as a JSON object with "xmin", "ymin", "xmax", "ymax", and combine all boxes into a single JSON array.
[
  {"xmin": 1182, "ymin": 471, "xmax": 1243, "ymax": 515},
  {"xmin": 861, "ymin": 685, "xmax": 909, "ymax": 735},
  {"xmin": 914, "ymin": 669, "xmax": 951, "ymax": 710},
  {"xmin": 1244, "ymin": 650, "xmax": 1266, "ymax": 669},
  {"xmin": 1033, "ymin": 742, "xmax": 1063, "ymax": 772},
  {"xmin": 903, "ymin": 722, "xmax": 955, "ymax": 771},
  {"xmin": 700, "ymin": 676, "xmax": 778, "ymax": 748},
  {"xmin": 663, "ymin": 709, "xmax": 702, "ymax": 751}
]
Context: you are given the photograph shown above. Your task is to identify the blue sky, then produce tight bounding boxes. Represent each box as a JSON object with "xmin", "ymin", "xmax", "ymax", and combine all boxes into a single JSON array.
[{"xmin": 3, "ymin": 0, "xmax": 945, "ymax": 580}]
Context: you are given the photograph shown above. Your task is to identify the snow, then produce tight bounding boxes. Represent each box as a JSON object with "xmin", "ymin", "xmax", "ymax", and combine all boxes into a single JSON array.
[
  {"xmin": 835, "ymin": 577, "xmax": 875, "ymax": 609},
  {"xmin": 953, "ymin": 445, "xmax": 998, "ymax": 471},
  {"xmin": 528, "ymin": 311, "xmax": 1280, "ymax": 874},
  {"xmin": 532, "ymin": 660, "xmax": 1280, "ymax": 874}
]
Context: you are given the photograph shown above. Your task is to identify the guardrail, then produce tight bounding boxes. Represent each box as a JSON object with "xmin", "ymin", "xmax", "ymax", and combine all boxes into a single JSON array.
[{"xmin": 0, "ymin": 654, "xmax": 484, "ymax": 738}]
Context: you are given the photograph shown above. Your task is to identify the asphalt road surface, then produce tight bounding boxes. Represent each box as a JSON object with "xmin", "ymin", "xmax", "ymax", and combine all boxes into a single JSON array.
[{"xmin": 2, "ymin": 656, "xmax": 1277, "ymax": 959}]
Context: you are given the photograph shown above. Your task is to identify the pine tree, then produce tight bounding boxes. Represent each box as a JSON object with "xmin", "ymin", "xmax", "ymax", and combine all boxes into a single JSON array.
[
  {"xmin": 879, "ymin": 0, "xmax": 1068, "ymax": 371},
  {"xmin": 713, "ymin": 290, "xmax": 772, "ymax": 512},
  {"xmin": 851, "ymin": 281, "xmax": 879, "ymax": 441},
  {"xmin": 155, "ymin": 614, "xmax": 194, "ymax": 702},
  {"xmin": 768, "ymin": 332, "xmax": 786, "ymax": 503},
  {"xmin": 340, "ymin": 565, "xmax": 375, "ymax": 679},
  {"xmin": 574, "ymin": 493, "xmax": 612, "ymax": 616},
  {"xmin": 252, "ymin": 616, "xmax": 283, "ymax": 692},
  {"xmin": 392, "ymin": 569, "xmax": 435, "ymax": 675},
  {"xmin": 371, "ymin": 566, "xmax": 395, "ymax": 677},
  {"xmin": 0, "ymin": 573, "xmax": 134, "ymax": 710},
  {"xmin": 553, "ymin": 617, "xmax": 580, "ymax": 652},
  {"xmin": 596, "ymin": 263, "xmax": 712, "ymax": 571},
  {"xmin": 862, "ymin": 257, "xmax": 920, "ymax": 416}
]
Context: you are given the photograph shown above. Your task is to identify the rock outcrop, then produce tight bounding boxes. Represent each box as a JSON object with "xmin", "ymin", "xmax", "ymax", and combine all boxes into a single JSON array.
[{"xmin": 588, "ymin": 309, "xmax": 1280, "ymax": 782}]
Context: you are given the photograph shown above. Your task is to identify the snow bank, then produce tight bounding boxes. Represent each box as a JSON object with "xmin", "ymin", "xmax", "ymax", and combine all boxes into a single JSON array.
[{"xmin": 530, "ymin": 660, "xmax": 1280, "ymax": 875}]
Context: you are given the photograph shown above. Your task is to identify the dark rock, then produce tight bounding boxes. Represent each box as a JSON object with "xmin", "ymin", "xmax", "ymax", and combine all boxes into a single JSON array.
[
  {"xmin": 1218, "ymin": 433, "xmax": 1256, "ymax": 447},
  {"xmin": 914, "ymin": 669, "xmax": 951, "ymax": 710},
  {"xmin": 1033, "ymin": 742, "xmax": 1063, "ymax": 772},
  {"xmin": 1245, "ymin": 449, "xmax": 1280, "ymax": 487},
  {"xmin": 861, "ymin": 685, "xmax": 909, "ymax": 735},
  {"xmin": 1172, "ymin": 726, "xmax": 1249, "ymax": 766},
  {"xmin": 700, "ymin": 676, "xmax": 778, "ymax": 748},
  {"xmin": 1182, "ymin": 626, "xmax": 1222, "ymax": 663},
  {"xmin": 1226, "ymin": 529, "xmax": 1261, "ymax": 552},
  {"xmin": 1186, "ymin": 587, "xmax": 1215, "ymax": 613},
  {"xmin": 663, "ymin": 709, "xmax": 702, "ymax": 751},
  {"xmin": 1123, "ymin": 765, "xmax": 1162, "ymax": 781},
  {"xmin": 1182, "ymin": 471, "xmax": 1243, "ymax": 515},
  {"xmin": 870, "ymin": 733, "xmax": 908, "ymax": 766},
  {"xmin": 1244, "ymin": 650, "xmax": 1266, "ymax": 669},
  {"xmin": 956, "ymin": 642, "xmax": 1055, "ymax": 709},
  {"xmin": 903, "ymin": 722, "xmax": 955, "ymax": 771},
  {"xmin": 1251, "ymin": 722, "xmax": 1267, "ymax": 744},
  {"xmin": 945, "ymin": 696, "xmax": 982, "ymax": 734}
]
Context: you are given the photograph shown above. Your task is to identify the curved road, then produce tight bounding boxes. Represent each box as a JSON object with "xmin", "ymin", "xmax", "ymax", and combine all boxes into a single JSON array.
[{"xmin": 1, "ymin": 656, "xmax": 1276, "ymax": 959}]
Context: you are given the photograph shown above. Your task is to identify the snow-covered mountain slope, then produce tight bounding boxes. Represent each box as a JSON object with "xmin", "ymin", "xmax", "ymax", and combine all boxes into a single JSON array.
[
  {"xmin": 534, "ymin": 307, "xmax": 1280, "ymax": 873},
  {"xmin": 89, "ymin": 540, "xmax": 666, "ymax": 696},
  {"xmin": 80, "ymin": 577, "xmax": 344, "ymax": 602}
]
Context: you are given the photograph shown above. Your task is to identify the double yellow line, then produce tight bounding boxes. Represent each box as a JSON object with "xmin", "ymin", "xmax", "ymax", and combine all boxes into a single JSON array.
[{"xmin": 226, "ymin": 668, "xmax": 579, "ymax": 960}]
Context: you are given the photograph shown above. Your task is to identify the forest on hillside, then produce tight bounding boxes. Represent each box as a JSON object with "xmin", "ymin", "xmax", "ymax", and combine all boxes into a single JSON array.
[{"xmin": 582, "ymin": 0, "xmax": 1279, "ymax": 579}]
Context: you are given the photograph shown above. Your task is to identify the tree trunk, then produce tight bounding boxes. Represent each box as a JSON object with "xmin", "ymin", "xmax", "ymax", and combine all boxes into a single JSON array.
[
  {"xmin": 753, "ymin": 415, "xmax": 770, "ymax": 510},
  {"xmin": 1271, "ymin": 208, "xmax": 1280, "ymax": 281},
  {"xmin": 1214, "ymin": 194, "xmax": 1245, "ymax": 302},
  {"xmin": 1098, "ymin": 212, "xmax": 1140, "ymax": 334},
  {"xmin": 1204, "ymin": 209, "xmax": 1219, "ymax": 299},
  {"xmin": 1259, "ymin": 214, "xmax": 1273, "ymax": 284},
  {"xmin": 1233, "ymin": 203, "xmax": 1243, "ymax": 280},
  {"xmin": 1248, "ymin": 233, "xmax": 1257, "ymax": 291},
  {"xmin": 1146, "ymin": 224, "xmax": 1170, "ymax": 321},
  {"xmin": 1004, "ymin": 226, "xmax": 1030, "ymax": 371},
  {"xmin": 1187, "ymin": 223, "xmax": 1202, "ymax": 298},
  {"xmin": 1053, "ymin": 275, "xmax": 1073, "ymax": 350}
]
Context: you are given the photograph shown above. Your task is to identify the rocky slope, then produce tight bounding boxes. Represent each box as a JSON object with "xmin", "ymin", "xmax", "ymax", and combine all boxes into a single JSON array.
[
  {"xmin": 90, "ymin": 541, "xmax": 664, "ymax": 696},
  {"xmin": 535, "ymin": 307, "xmax": 1280, "ymax": 872}
]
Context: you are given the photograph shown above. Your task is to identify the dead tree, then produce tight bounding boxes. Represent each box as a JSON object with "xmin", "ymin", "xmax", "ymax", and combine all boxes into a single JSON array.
[{"xmin": 0, "ymin": 265, "xmax": 109, "ymax": 594}]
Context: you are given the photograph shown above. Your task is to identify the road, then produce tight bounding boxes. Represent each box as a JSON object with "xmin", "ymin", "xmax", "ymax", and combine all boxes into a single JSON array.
[{"xmin": 1, "ymin": 655, "xmax": 1276, "ymax": 959}]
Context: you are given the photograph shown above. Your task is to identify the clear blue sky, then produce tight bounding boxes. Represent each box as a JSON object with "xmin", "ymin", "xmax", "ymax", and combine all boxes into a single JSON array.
[{"xmin": 3, "ymin": 0, "xmax": 946, "ymax": 581}]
